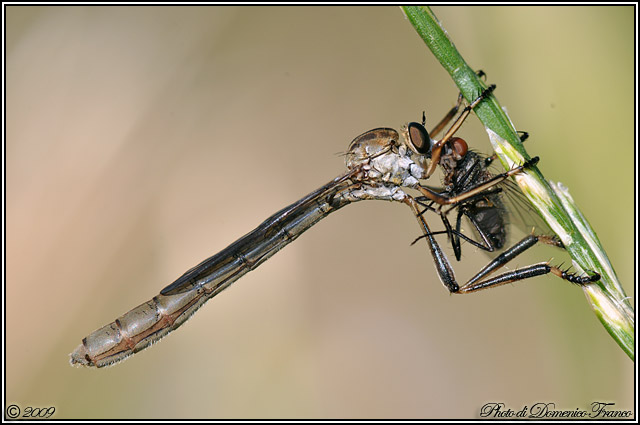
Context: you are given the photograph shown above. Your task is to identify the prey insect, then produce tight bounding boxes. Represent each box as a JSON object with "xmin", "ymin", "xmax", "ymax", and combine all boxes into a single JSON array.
[
  {"xmin": 401, "ymin": 87, "xmax": 599, "ymax": 293},
  {"xmin": 70, "ymin": 83, "xmax": 599, "ymax": 368}
]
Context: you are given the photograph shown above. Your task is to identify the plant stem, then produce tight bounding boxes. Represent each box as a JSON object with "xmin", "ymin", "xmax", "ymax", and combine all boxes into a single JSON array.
[{"xmin": 401, "ymin": 5, "xmax": 634, "ymax": 360}]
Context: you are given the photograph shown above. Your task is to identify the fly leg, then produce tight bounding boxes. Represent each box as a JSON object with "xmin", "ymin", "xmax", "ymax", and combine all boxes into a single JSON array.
[
  {"xmin": 404, "ymin": 196, "xmax": 460, "ymax": 293},
  {"xmin": 423, "ymin": 84, "xmax": 497, "ymax": 178},
  {"xmin": 428, "ymin": 92, "xmax": 463, "ymax": 138},
  {"xmin": 456, "ymin": 234, "xmax": 600, "ymax": 294},
  {"xmin": 412, "ymin": 194, "xmax": 503, "ymax": 260},
  {"xmin": 405, "ymin": 195, "xmax": 600, "ymax": 294},
  {"xmin": 416, "ymin": 156, "xmax": 539, "ymax": 208},
  {"xmin": 429, "ymin": 70, "xmax": 488, "ymax": 138}
]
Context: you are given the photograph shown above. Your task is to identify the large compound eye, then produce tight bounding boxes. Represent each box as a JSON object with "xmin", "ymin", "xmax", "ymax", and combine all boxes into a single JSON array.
[
  {"xmin": 449, "ymin": 137, "xmax": 468, "ymax": 159},
  {"xmin": 407, "ymin": 122, "xmax": 432, "ymax": 155}
]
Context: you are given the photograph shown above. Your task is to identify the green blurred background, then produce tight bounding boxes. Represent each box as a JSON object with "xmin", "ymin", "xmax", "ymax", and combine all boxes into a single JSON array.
[{"xmin": 6, "ymin": 5, "xmax": 634, "ymax": 419}]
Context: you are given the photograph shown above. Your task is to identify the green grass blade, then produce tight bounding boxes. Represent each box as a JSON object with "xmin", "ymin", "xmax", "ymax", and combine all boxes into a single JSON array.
[{"xmin": 401, "ymin": 5, "xmax": 634, "ymax": 360}]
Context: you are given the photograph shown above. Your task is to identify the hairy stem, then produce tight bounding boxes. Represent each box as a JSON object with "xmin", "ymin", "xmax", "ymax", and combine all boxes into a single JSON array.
[{"xmin": 401, "ymin": 5, "xmax": 633, "ymax": 359}]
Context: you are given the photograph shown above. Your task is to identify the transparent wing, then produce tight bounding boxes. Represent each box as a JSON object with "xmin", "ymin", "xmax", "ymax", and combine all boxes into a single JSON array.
[{"xmin": 485, "ymin": 155, "xmax": 555, "ymax": 239}]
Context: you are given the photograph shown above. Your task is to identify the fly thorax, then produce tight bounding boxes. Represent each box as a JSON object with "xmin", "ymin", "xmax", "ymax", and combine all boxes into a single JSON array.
[{"xmin": 346, "ymin": 128, "xmax": 426, "ymax": 188}]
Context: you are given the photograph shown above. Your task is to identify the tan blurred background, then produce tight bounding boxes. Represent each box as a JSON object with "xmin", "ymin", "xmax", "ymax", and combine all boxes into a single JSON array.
[{"xmin": 6, "ymin": 5, "xmax": 634, "ymax": 419}]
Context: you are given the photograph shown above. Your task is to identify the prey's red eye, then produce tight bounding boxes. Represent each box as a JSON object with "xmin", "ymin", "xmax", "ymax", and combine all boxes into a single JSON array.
[{"xmin": 449, "ymin": 137, "xmax": 468, "ymax": 159}]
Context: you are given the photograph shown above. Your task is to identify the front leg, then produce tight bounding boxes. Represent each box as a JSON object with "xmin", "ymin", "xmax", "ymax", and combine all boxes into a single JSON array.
[{"xmin": 416, "ymin": 157, "xmax": 539, "ymax": 207}]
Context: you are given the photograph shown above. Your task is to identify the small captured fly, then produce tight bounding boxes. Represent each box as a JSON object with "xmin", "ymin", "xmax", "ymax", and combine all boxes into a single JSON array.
[
  {"xmin": 404, "ymin": 98, "xmax": 595, "ymax": 293},
  {"xmin": 70, "ymin": 82, "xmax": 599, "ymax": 368}
]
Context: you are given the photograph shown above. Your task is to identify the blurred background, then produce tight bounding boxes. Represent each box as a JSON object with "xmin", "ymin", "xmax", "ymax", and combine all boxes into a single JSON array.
[{"xmin": 6, "ymin": 5, "xmax": 634, "ymax": 419}]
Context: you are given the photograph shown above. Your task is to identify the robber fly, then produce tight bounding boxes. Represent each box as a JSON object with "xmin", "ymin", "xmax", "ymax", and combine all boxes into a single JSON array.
[{"xmin": 71, "ymin": 81, "xmax": 599, "ymax": 368}]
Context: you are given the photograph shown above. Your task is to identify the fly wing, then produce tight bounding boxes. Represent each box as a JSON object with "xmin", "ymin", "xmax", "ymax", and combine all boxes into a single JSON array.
[
  {"xmin": 445, "ymin": 149, "xmax": 555, "ymax": 259},
  {"xmin": 486, "ymin": 156, "xmax": 555, "ymax": 240}
]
